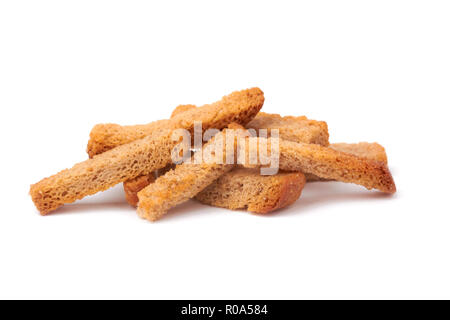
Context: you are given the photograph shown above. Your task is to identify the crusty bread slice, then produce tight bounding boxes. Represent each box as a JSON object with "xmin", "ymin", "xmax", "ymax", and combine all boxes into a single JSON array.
[
  {"xmin": 136, "ymin": 124, "xmax": 248, "ymax": 221},
  {"xmin": 305, "ymin": 142, "xmax": 388, "ymax": 181},
  {"xmin": 87, "ymin": 88, "xmax": 264, "ymax": 157},
  {"xmin": 330, "ymin": 142, "xmax": 387, "ymax": 164},
  {"xmin": 30, "ymin": 129, "xmax": 179, "ymax": 215},
  {"xmin": 170, "ymin": 105, "xmax": 330, "ymax": 146},
  {"xmin": 239, "ymin": 137, "xmax": 396, "ymax": 193},
  {"xmin": 195, "ymin": 168, "xmax": 306, "ymax": 214}
]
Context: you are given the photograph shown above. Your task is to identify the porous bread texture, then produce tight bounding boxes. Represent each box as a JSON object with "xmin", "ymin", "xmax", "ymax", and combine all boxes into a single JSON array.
[
  {"xmin": 330, "ymin": 142, "xmax": 387, "ymax": 164},
  {"xmin": 195, "ymin": 168, "xmax": 306, "ymax": 214},
  {"xmin": 124, "ymin": 165, "xmax": 175, "ymax": 207},
  {"xmin": 239, "ymin": 137, "xmax": 396, "ymax": 193},
  {"xmin": 124, "ymin": 141, "xmax": 390, "ymax": 209},
  {"xmin": 305, "ymin": 142, "xmax": 388, "ymax": 182},
  {"xmin": 170, "ymin": 106, "xmax": 330, "ymax": 146},
  {"xmin": 170, "ymin": 104, "xmax": 196, "ymax": 118},
  {"xmin": 124, "ymin": 169, "xmax": 306, "ymax": 213},
  {"xmin": 246, "ymin": 112, "xmax": 329, "ymax": 146},
  {"xmin": 30, "ymin": 129, "xmax": 180, "ymax": 215},
  {"xmin": 87, "ymin": 88, "xmax": 265, "ymax": 157},
  {"xmin": 137, "ymin": 124, "xmax": 248, "ymax": 222}
]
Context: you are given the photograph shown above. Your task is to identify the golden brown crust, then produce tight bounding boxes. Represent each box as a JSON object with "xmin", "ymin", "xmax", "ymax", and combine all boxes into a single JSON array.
[
  {"xmin": 87, "ymin": 88, "xmax": 264, "ymax": 157},
  {"xmin": 123, "ymin": 174, "xmax": 155, "ymax": 207},
  {"xmin": 239, "ymin": 137, "xmax": 396, "ymax": 193},
  {"xmin": 123, "ymin": 168, "xmax": 306, "ymax": 213},
  {"xmin": 171, "ymin": 107, "xmax": 330, "ymax": 146},
  {"xmin": 30, "ymin": 129, "xmax": 179, "ymax": 215},
  {"xmin": 136, "ymin": 125, "xmax": 248, "ymax": 221},
  {"xmin": 195, "ymin": 168, "xmax": 306, "ymax": 214},
  {"xmin": 246, "ymin": 112, "xmax": 329, "ymax": 146},
  {"xmin": 31, "ymin": 88, "xmax": 264, "ymax": 215},
  {"xmin": 306, "ymin": 142, "xmax": 388, "ymax": 181},
  {"xmin": 123, "ymin": 164, "xmax": 176, "ymax": 207}
]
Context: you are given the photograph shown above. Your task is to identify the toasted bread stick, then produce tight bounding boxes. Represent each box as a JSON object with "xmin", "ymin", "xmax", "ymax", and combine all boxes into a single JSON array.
[
  {"xmin": 239, "ymin": 137, "xmax": 396, "ymax": 193},
  {"xmin": 137, "ymin": 124, "xmax": 248, "ymax": 222},
  {"xmin": 305, "ymin": 142, "xmax": 388, "ymax": 181},
  {"xmin": 87, "ymin": 88, "xmax": 264, "ymax": 157},
  {"xmin": 30, "ymin": 129, "xmax": 180, "ymax": 215},
  {"xmin": 171, "ymin": 105, "xmax": 330, "ymax": 146}
]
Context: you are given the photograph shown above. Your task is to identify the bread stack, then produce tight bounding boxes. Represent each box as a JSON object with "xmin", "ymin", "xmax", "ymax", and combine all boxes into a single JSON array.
[{"xmin": 30, "ymin": 88, "xmax": 396, "ymax": 222}]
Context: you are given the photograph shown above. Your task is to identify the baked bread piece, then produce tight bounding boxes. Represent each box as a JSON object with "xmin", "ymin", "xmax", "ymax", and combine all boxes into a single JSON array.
[
  {"xmin": 87, "ymin": 88, "xmax": 264, "ymax": 157},
  {"xmin": 124, "ymin": 173, "xmax": 156, "ymax": 208},
  {"xmin": 305, "ymin": 142, "xmax": 388, "ymax": 181},
  {"xmin": 246, "ymin": 112, "xmax": 329, "ymax": 146},
  {"xmin": 30, "ymin": 129, "xmax": 179, "ymax": 215},
  {"xmin": 137, "ymin": 124, "xmax": 248, "ymax": 222},
  {"xmin": 124, "ymin": 107, "xmax": 328, "ymax": 208},
  {"xmin": 195, "ymin": 168, "xmax": 306, "ymax": 214},
  {"xmin": 171, "ymin": 105, "xmax": 329, "ymax": 146},
  {"xmin": 239, "ymin": 137, "xmax": 396, "ymax": 193},
  {"xmin": 124, "ymin": 169, "xmax": 306, "ymax": 214},
  {"xmin": 330, "ymin": 142, "xmax": 387, "ymax": 163}
]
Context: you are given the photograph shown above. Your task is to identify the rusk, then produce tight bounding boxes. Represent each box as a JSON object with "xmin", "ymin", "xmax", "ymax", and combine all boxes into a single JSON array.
[
  {"xmin": 136, "ymin": 124, "xmax": 247, "ymax": 221},
  {"xmin": 305, "ymin": 142, "xmax": 388, "ymax": 181},
  {"xmin": 87, "ymin": 88, "xmax": 264, "ymax": 157},
  {"xmin": 195, "ymin": 168, "xmax": 306, "ymax": 214},
  {"xmin": 239, "ymin": 137, "xmax": 396, "ymax": 193}
]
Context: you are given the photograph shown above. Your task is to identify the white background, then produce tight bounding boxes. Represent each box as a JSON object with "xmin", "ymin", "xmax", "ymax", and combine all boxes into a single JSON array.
[{"xmin": 1, "ymin": 0, "xmax": 449, "ymax": 299}]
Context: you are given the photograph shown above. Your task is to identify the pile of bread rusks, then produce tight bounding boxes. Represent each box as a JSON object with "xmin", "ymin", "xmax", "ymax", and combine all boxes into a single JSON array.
[{"xmin": 30, "ymin": 88, "xmax": 396, "ymax": 222}]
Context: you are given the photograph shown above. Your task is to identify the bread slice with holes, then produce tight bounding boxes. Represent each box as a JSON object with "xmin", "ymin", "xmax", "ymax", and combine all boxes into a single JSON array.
[
  {"xmin": 124, "ymin": 168, "xmax": 306, "ymax": 214},
  {"xmin": 305, "ymin": 142, "xmax": 388, "ymax": 181},
  {"xmin": 195, "ymin": 168, "xmax": 306, "ymax": 214},
  {"xmin": 171, "ymin": 105, "xmax": 330, "ymax": 146},
  {"xmin": 30, "ymin": 129, "xmax": 180, "ymax": 215},
  {"xmin": 87, "ymin": 88, "xmax": 264, "ymax": 157}
]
